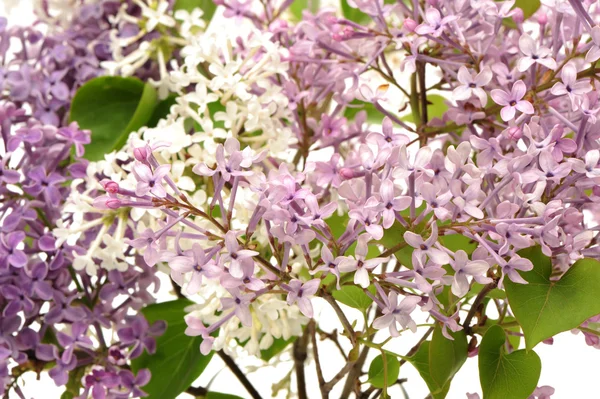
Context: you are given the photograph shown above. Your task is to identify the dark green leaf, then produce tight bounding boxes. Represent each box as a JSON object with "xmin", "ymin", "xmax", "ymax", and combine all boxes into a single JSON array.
[
  {"xmin": 207, "ymin": 393, "xmax": 244, "ymax": 399},
  {"xmin": 408, "ymin": 326, "xmax": 467, "ymax": 399},
  {"xmin": 332, "ymin": 285, "xmax": 373, "ymax": 310},
  {"xmin": 70, "ymin": 76, "xmax": 157, "ymax": 161},
  {"xmin": 260, "ymin": 336, "xmax": 297, "ymax": 361},
  {"xmin": 174, "ymin": 0, "xmax": 218, "ymax": 21},
  {"xmin": 476, "ymin": 316, "xmax": 521, "ymax": 350},
  {"xmin": 479, "ymin": 325, "xmax": 541, "ymax": 399},
  {"xmin": 368, "ymin": 354, "xmax": 400, "ymax": 389},
  {"xmin": 147, "ymin": 94, "xmax": 177, "ymax": 128},
  {"xmin": 505, "ymin": 247, "xmax": 600, "ymax": 350},
  {"xmin": 132, "ymin": 299, "xmax": 214, "ymax": 399}
]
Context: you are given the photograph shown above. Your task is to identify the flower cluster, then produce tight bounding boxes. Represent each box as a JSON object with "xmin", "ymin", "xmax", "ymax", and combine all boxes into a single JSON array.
[
  {"xmin": 0, "ymin": 5, "xmax": 165, "ymax": 399},
  {"xmin": 5, "ymin": 0, "xmax": 600, "ymax": 397}
]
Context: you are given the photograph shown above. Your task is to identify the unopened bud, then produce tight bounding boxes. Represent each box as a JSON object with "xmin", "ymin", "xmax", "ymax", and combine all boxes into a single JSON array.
[
  {"xmin": 404, "ymin": 18, "xmax": 418, "ymax": 32},
  {"xmin": 133, "ymin": 146, "xmax": 149, "ymax": 162},
  {"xmin": 339, "ymin": 168, "xmax": 355, "ymax": 179}
]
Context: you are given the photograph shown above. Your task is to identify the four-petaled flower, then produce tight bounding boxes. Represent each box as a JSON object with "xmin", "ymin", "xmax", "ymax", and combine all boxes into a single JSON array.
[
  {"xmin": 284, "ymin": 279, "xmax": 321, "ymax": 318},
  {"xmin": 490, "ymin": 80, "xmax": 534, "ymax": 121},
  {"xmin": 453, "ymin": 66, "xmax": 493, "ymax": 106}
]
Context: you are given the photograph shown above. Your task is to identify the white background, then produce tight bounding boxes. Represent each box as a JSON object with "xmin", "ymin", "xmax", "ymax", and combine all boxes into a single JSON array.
[{"xmin": 2, "ymin": 1, "xmax": 599, "ymax": 398}]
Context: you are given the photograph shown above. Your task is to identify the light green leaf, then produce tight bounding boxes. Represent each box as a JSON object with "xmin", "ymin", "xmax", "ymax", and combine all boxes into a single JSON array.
[
  {"xmin": 289, "ymin": 0, "xmax": 320, "ymax": 20},
  {"xmin": 515, "ymin": 0, "xmax": 540, "ymax": 18},
  {"xmin": 505, "ymin": 246, "xmax": 600, "ymax": 350},
  {"xmin": 408, "ymin": 326, "xmax": 467, "ymax": 399},
  {"xmin": 332, "ymin": 285, "xmax": 373, "ymax": 310},
  {"xmin": 70, "ymin": 76, "xmax": 157, "ymax": 161},
  {"xmin": 174, "ymin": 0, "xmax": 217, "ymax": 21},
  {"xmin": 344, "ymin": 100, "xmax": 381, "ymax": 124},
  {"xmin": 131, "ymin": 299, "xmax": 214, "ymax": 399},
  {"xmin": 401, "ymin": 95, "xmax": 448, "ymax": 124},
  {"xmin": 340, "ymin": 0, "xmax": 371, "ymax": 25},
  {"xmin": 479, "ymin": 325, "xmax": 541, "ymax": 399},
  {"xmin": 368, "ymin": 354, "xmax": 400, "ymax": 389}
]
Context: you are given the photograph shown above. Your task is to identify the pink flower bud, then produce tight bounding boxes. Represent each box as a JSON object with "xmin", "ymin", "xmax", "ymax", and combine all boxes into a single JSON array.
[
  {"xmin": 106, "ymin": 198, "xmax": 122, "ymax": 209},
  {"xmin": 101, "ymin": 179, "xmax": 119, "ymax": 194},
  {"xmin": 537, "ymin": 13, "xmax": 548, "ymax": 25},
  {"xmin": 133, "ymin": 146, "xmax": 149, "ymax": 162},
  {"xmin": 512, "ymin": 8, "xmax": 524, "ymax": 23},
  {"xmin": 404, "ymin": 18, "xmax": 418, "ymax": 32},
  {"xmin": 504, "ymin": 126, "xmax": 522, "ymax": 140},
  {"xmin": 339, "ymin": 168, "xmax": 355, "ymax": 179}
]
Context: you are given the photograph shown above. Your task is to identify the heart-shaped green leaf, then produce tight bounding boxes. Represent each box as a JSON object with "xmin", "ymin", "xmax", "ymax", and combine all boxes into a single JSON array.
[
  {"xmin": 332, "ymin": 285, "xmax": 373, "ymax": 310},
  {"xmin": 131, "ymin": 299, "xmax": 214, "ymax": 399},
  {"xmin": 70, "ymin": 76, "xmax": 157, "ymax": 161},
  {"xmin": 505, "ymin": 246, "xmax": 600, "ymax": 350},
  {"xmin": 368, "ymin": 354, "xmax": 400, "ymax": 389},
  {"xmin": 408, "ymin": 326, "xmax": 467, "ymax": 399},
  {"xmin": 479, "ymin": 325, "xmax": 541, "ymax": 399}
]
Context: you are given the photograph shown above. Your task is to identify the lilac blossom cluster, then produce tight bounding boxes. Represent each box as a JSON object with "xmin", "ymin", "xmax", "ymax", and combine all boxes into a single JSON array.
[
  {"xmin": 0, "ymin": 5, "xmax": 167, "ymax": 399},
  {"xmin": 94, "ymin": 0, "xmax": 600, "ymax": 397}
]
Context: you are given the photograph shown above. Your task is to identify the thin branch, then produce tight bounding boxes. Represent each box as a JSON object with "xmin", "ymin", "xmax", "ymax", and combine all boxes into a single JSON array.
[
  {"xmin": 217, "ymin": 350, "xmax": 263, "ymax": 399},
  {"xmin": 462, "ymin": 282, "xmax": 496, "ymax": 333},
  {"xmin": 293, "ymin": 327, "xmax": 310, "ymax": 399},
  {"xmin": 322, "ymin": 292, "xmax": 357, "ymax": 345},
  {"xmin": 399, "ymin": 327, "xmax": 433, "ymax": 366},
  {"xmin": 309, "ymin": 321, "xmax": 327, "ymax": 399}
]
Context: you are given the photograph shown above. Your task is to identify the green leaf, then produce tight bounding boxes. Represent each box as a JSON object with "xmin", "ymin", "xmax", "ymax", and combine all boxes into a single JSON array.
[
  {"xmin": 428, "ymin": 325, "xmax": 468, "ymax": 392},
  {"xmin": 340, "ymin": 0, "xmax": 371, "ymax": 25},
  {"xmin": 368, "ymin": 354, "xmax": 400, "ymax": 389},
  {"xmin": 174, "ymin": 0, "xmax": 217, "ymax": 21},
  {"xmin": 479, "ymin": 325, "xmax": 541, "ymax": 399},
  {"xmin": 344, "ymin": 100, "xmax": 381, "ymax": 124},
  {"xmin": 515, "ymin": 0, "xmax": 540, "ymax": 18},
  {"xmin": 289, "ymin": 0, "xmax": 320, "ymax": 20},
  {"xmin": 476, "ymin": 316, "xmax": 521, "ymax": 350},
  {"xmin": 326, "ymin": 212, "xmax": 350, "ymax": 239},
  {"xmin": 408, "ymin": 326, "xmax": 467, "ymax": 399},
  {"xmin": 131, "ymin": 299, "xmax": 214, "ymax": 399},
  {"xmin": 438, "ymin": 234, "xmax": 477, "ymax": 255},
  {"xmin": 408, "ymin": 342, "xmax": 449, "ymax": 399},
  {"xmin": 505, "ymin": 246, "xmax": 600, "ymax": 350},
  {"xmin": 332, "ymin": 285, "xmax": 373, "ymax": 310},
  {"xmin": 260, "ymin": 336, "xmax": 297, "ymax": 361},
  {"xmin": 401, "ymin": 95, "xmax": 448, "ymax": 124},
  {"xmin": 147, "ymin": 94, "xmax": 177, "ymax": 128},
  {"xmin": 207, "ymin": 393, "xmax": 244, "ymax": 399},
  {"xmin": 70, "ymin": 76, "xmax": 157, "ymax": 161}
]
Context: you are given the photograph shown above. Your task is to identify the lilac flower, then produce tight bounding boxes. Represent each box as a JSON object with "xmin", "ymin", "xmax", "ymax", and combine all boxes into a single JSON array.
[
  {"xmin": 420, "ymin": 183, "xmax": 452, "ymax": 221},
  {"xmin": 0, "ymin": 159, "xmax": 19, "ymax": 184},
  {"xmin": 453, "ymin": 66, "xmax": 493, "ymax": 106},
  {"xmin": 500, "ymin": 256, "xmax": 534, "ymax": 287},
  {"xmin": 366, "ymin": 117, "xmax": 410, "ymax": 148},
  {"xmin": 0, "ymin": 232, "xmax": 27, "ymax": 268},
  {"xmin": 368, "ymin": 180, "xmax": 411, "ymax": 229},
  {"xmin": 133, "ymin": 163, "xmax": 171, "ymax": 197},
  {"xmin": 24, "ymin": 166, "xmax": 66, "ymax": 204},
  {"xmin": 339, "ymin": 235, "xmax": 388, "ymax": 288},
  {"xmin": 404, "ymin": 224, "xmax": 450, "ymax": 265},
  {"xmin": 348, "ymin": 207, "xmax": 384, "ymax": 240},
  {"xmin": 450, "ymin": 250, "xmax": 492, "ymax": 297},
  {"xmin": 284, "ymin": 279, "xmax": 320, "ymax": 318},
  {"xmin": 517, "ymin": 34, "xmax": 557, "ymax": 71},
  {"xmin": 298, "ymin": 194, "xmax": 337, "ymax": 228},
  {"xmin": 117, "ymin": 316, "xmax": 166, "ymax": 359},
  {"xmin": 569, "ymin": 150, "xmax": 600, "ymax": 178},
  {"xmin": 168, "ymin": 244, "xmax": 221, "ymax": 295},
  {"xmin": 127, "ymin": 229, "xmax": 161, "ymax": 266},
  {"xmin": 184, "ymin": 315, "xmax": 215, "ymax": 355},
  {"xmin": 193, "ymin": 138, "xmax": 254, "ymax": 181},
  {"xmin": 586, "ymin": 26, "xmax": 600, "ymax": 63},
  {"xmin": 311, "ymin": 246, "xmax": 342, "ymax": 290},
  {"xmin": 490, "ymin": 80, "xmax": 534, "ymax": 121},
  {"xmin": 414, "ymin": 8, "xmax": 457, "ymax": 37},
  {"xmin": 81, "ymin": 367, "xmax": 120, "ymax": 399},
  {"xmin": 222, "ymin": 231, "xmax": 259, "ymax": 279},
  {"xmin": 221, "ymin": 288, "xmax": 254, "ymax": 327},
  {"xmin": 550, "ymin": 62, "xmax": 592, "ymax": 108},
  {"xmin": 373, "ymin": 291, "xmax": 421, "ymax": 336},
  {"xmin": 536, "ymin": 151, "xmax": 571, "ymax": 182},
  {"xmin": 115, "ymin": 369, "xmax": 151, "ymax": 398}
]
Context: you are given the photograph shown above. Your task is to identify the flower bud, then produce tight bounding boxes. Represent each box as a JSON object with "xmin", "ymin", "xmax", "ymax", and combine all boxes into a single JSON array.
[
  {"xmin": 339, "ymin": 167, "xmax": 355, "ymax": 180},
  {"xmin": 403, "ymin": 18, "xmax": 418, "ymax": 32},
  {"xmin": 537, "ymin": 12, "xmax": 548, "ymax": 25},
  {"xmin": 101, "ymin": 179, "xmax": 119, "ymax": 194},
  {"xmin": 512, "ymin": 8, "xmax": 524, "ymax": 24},
  {"xmin": 133, "ymin": 146, "xmax": 149, "ymax": 162}
]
